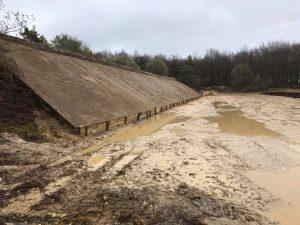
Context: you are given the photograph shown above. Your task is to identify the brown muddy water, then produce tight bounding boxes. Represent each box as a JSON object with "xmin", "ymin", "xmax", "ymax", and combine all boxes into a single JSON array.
[
  {"xmin": 81, "ymin": 112, "xmax": 190, "ymax": 156},
  {"xmin": 247, "ymin": 167, "xmax": 300, "ymax": 225},
  {"xmin": 205, "ymin": 101, "xmax": 281, "ymax": 137},
  {"xmin": 87, "ymin": 154, "xmax": 110, "ymax": 169},
  {"xmin": 207, "ymin": 101, "xmax": 299, "ymax": 225}
]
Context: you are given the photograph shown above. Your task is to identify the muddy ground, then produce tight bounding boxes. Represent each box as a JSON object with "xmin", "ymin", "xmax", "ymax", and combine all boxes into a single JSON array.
[{"xmin": 1, "ymin": 93, "xmax": 300, "ymax": 225}]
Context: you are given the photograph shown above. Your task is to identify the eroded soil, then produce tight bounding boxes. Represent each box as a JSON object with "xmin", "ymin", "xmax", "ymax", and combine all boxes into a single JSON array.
[{"xmin": 1, "ymin": 93, "xmax": 300, "ymax": 225}]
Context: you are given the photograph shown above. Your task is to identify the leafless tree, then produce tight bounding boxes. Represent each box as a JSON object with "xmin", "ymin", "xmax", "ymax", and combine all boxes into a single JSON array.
[{"xmin": 0, "ymin": 0, "xmax": 34, "ymax": 34}]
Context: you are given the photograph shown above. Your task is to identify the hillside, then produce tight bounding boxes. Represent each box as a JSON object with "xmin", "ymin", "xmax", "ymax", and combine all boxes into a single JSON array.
[{"xmin": 0, "ymin": 35, "xmax": 200, "ymax": 135}]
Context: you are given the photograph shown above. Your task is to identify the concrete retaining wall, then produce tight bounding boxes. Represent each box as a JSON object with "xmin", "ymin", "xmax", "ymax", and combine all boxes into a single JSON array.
[
  {"xmin": 0, "ymin": 36, "xmax": 201, "ymax": 135},
  {"xmin": 80, "ymin": 96, "xmax": 199, "ymax": 135}
]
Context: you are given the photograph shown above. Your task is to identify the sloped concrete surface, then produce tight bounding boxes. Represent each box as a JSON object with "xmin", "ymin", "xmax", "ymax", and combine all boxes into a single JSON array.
[{"xmin": 0, "ymin": 38, "xmax": 200, "ymax": 127}]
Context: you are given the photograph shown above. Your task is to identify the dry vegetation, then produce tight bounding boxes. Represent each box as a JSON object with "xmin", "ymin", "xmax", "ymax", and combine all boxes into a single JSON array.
[{"xmin": 0, "ymin": 50, "xmax": 78, "ymax": 142}]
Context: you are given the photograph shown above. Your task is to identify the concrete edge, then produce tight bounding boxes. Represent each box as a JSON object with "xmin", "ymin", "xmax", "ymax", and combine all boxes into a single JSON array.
[{"xmin": 78, "ymin": 96, "xmax": 201, "ymax": 136}]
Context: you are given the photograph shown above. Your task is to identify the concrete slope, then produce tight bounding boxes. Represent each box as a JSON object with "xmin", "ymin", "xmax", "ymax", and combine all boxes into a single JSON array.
[{"xmin": 0, "ymin": 38, "xmax": 200, "ymax": 128}]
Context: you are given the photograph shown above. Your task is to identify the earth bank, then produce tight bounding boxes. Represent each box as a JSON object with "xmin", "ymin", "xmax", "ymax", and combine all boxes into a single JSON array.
[{"xmin": 1, "ymin": 93, "xmax": 300, "ymax": 225}]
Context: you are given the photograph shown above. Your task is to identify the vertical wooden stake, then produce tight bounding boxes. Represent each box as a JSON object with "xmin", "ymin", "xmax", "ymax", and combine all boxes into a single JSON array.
[
  {"xmin": 137, "ymin": 112, "xmax": 142, "ymax": 120},
  {"xmin": 106, "ymin": 121, "xmax": 111, "ymax": 130}
]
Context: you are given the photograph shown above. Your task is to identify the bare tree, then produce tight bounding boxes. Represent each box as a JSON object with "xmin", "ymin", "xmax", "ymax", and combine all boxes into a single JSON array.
[{"xmin": 0, "ymin": 0, "xmax": 34, "ymax": 34}]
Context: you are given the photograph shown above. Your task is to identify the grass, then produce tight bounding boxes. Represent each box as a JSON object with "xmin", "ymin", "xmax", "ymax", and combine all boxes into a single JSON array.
[{"xmin": 0, "ymin": 122, "xmax": 44, "ymax": 142}]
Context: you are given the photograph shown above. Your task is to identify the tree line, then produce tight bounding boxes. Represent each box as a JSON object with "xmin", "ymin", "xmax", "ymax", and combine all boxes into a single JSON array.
[
  {"xmin": 20, "ymin": 27, "xmax": 300, "ymax": 91},
  {"xmin": 100, "ymin": 42, "xmax": 300, "ymax": 91},
  {"xmin": 1, "ymin": 0, "xmax": 299, "ymax": 91}
]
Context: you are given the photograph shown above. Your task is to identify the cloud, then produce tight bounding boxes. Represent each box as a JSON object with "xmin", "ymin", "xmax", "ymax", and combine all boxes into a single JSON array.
[{"xmin": 4, "ymin": 0, "xmax": 300, "ymax": 56}]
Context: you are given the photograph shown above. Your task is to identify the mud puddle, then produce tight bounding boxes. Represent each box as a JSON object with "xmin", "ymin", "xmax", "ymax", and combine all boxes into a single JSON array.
[
  {"xmin": 204, "ymin": 101, "xmax": 281, "ymax": 137},
  {"xmin": 87, "ymin": 155, "xmax": 110, "ymax": 170},
  {"xmin": 106, "ymin": 113, "xmax": 190, "ymax": 143},
  {"xmin": 81, "ymin": 113, "xmax": 191, "ymax": 155},
  {"xmin": 247, "ymin": 167, "xmax": 300, "ymax": 225}
]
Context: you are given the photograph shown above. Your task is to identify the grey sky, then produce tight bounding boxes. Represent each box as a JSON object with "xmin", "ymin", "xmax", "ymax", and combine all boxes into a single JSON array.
[{"xmin": 4, "ymin": 0, "xmax": 300, "ymax": 57}]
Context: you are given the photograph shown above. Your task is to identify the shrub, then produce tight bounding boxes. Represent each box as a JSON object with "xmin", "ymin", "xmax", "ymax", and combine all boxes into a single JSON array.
[
  {"xmin": 145, "ymin": 58, "xmax": 168, "ymax": 76},
  {"xmin": 51, "ymin": 33, "xmax": 92, "ymax": 55},
  {"xmin": 20, "ymin": 26, "xmax": 48, "ymax": 44},
  {"xmin": 231, "ymin": 64, "xmax": 255, "ymax": 90},
  {"xmin": 112, "ymin": 52, "xmax": 140, "ymax": 69}
]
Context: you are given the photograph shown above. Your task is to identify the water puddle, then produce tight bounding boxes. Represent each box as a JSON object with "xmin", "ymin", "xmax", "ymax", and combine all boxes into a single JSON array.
[
  {"xmin": 80, "ymin": 113, "xmax": 191, "ymax": 155},
  {"xmin": 107, "ymin": 114, "xmax": 190, "ymax": 144},
  {"xmin": 204, "ymin": 101, "xmax": 281, "ymax": 137},
  {"xmin": 247, "ymin": 167, "xmax": 300, "ymax": 225},
  {"xmin": 87, "ymin": 155, "xmax": 107, "ymax": 167},
  {"xmin": 167, "ymin": 116, "xmax": 190, "ymax": 125},
  {"xmin": 87, "ymin": 155, "xmax": 110, "ymax": 170}
]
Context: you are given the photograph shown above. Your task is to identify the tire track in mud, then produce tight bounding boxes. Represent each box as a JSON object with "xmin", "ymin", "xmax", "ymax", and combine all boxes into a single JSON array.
[
  {"xmin": 12, "ymin": 142, "xmax": 145, "ymax": 217},
  {"xmin": 2, "ymin": 94, "xmax": 299, "ymax": 224},
  {"xmin": 0, "ymin": 137, "xmax": 135, "ymax": 214},
  {"xmin": 0, "ymin": 135, "xmax": 267, "ymax": 225}
]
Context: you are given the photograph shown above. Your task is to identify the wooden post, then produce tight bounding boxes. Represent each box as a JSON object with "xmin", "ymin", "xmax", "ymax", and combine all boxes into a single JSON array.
[
  {"xmin": 79, "ymin": 127, "xmax": 86, "ymax": 136},
  {"xmin": 106, "ymin": 121, "xmax": 111, "ymax": 130},
  {"xmin": 124, "ymin": 116, "xmax": 128, "ymax": 124},
  {"xmin": 137, "ymin": 112, "xmax": 142, "ymax": 120}
]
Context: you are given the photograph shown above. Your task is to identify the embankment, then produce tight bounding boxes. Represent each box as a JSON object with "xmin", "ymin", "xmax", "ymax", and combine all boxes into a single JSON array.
[{"xmin": 0, "ymin": 35, "xmax": 200, "ymax": 135}]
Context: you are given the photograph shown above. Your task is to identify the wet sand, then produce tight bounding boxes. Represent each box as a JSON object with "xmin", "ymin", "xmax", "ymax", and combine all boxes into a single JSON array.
[
  {"xmin": 209, "ymin": 99, "xmax": 300, "ymax": 225},
  {"xmin": 84, "ymin": 93, "xmax": 300, "ymax": 224},
  {"xmin": 248, "ymin": 167, "xmax": 300, "ymax": 225},
  {"xmin": 1, "ymin": 93, "xmax": 300, "ymax": 225},
  {"xmin": 80, "ymin": 112, "xmax": 190, "ymax": 156}
]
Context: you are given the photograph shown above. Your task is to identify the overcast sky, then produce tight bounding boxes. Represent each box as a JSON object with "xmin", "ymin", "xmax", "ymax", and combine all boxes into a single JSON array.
[{"xmin": 4, "ymin": 0, "xmax": 300, "ymax": 57}]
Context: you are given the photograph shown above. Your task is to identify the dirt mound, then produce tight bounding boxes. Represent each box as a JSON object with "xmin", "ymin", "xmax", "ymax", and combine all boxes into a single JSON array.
[
  {"xmin": 0, "ymin": 50, "xmax": 42, "ymax": 141},
  {"xmin": 90, "ymin": 185, "xmax": 263, "ymax": 225},
  {"xmin": 0, "ymin": 50, "xmax": 77, "ymax": 142},
  {"xmin": 5, "ymin": 184, "xmax": 264, "ymax": 225}
]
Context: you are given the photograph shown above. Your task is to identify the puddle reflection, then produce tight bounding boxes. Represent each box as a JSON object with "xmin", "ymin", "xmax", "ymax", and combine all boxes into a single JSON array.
[
  {"xmin": 81, "ymin": 112, "xmax": 191, "ymax": 155},
  {"xmin": 204, "ymin": 101, "xmax": 281, "ymax": 137}
]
